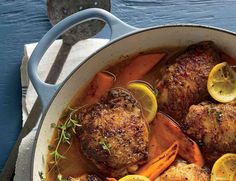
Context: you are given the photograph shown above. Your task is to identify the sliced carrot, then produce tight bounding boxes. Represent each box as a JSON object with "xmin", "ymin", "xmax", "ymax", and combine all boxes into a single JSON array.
[
  {"xmin": 153, "ymin": 112, "xmax": 204, "ymax": 167},
  {"xmin": 115, "ymin": 53, "xmax": 166, "ymax": 86},
  {"xmin": 137, "ymin": 141, "xmax": 179, "ymax": 181},
  {"xmin": 106, "ymin": 178, "xmax": 117, "ymax": 181},
  {"xmin": 84, "ymin": 72, "xmax": 114, "ymax": 104},
  {"xmin": 148, "ymin": 126, "xmax": 166, "ymax": 161}
]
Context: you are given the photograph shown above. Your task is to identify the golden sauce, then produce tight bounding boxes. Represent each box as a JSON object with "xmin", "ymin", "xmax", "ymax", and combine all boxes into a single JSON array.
[{"xmin": 45, "ymin": 45, "xmax": 236, "ymax": 181}]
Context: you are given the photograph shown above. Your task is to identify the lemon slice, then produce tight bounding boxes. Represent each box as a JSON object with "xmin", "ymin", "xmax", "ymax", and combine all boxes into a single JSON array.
[
  {"xmin": 211, "ymin": 153, "xmax": 236, "ymax": 181},
  {"xmin": 127, "ymin": 82, "xmax": 158, "ymax": 123},
  {"xmin": 207, "ymin": 62, "xmax": 236, "ymax": 103},
  {"xmin": 118, "ymin": 175, "xmax": 150, "ymax": 181}
]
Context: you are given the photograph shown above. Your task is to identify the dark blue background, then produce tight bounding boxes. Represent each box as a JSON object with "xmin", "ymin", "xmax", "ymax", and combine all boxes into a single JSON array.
[{"xmin": 0, "ymin": 0, "xmax": 236, "ymax": 170}]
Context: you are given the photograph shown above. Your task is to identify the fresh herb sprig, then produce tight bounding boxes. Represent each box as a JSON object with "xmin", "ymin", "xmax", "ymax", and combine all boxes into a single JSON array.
[
  {"xmin": 50, "ymin": 107, "xmax": 82, "ymax": 165},
  {"xmin": 46, "ymin": 106, "xmax": 86, "ymax": 181}
]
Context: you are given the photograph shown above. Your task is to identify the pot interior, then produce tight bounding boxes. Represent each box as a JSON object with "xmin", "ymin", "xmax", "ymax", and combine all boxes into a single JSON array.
[{"xmin": 32, "ymin": 25, "xmax": 236, "ymax": 180}]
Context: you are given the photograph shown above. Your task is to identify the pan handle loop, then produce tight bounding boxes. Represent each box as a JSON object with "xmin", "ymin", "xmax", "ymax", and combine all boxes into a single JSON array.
[{"xmin": 28, "ymin": 8, "xmax": 137, "ymax": 110}]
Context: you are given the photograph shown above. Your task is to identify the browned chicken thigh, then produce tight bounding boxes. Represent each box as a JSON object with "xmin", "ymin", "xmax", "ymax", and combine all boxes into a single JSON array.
[
  {"xmin": 184, "ymin": 102, "xmax": 236, "ymax": 165},
  {"xmin": 157, "ymin": 41, "xmax": 220, "ymax": 124},
  {"xmin": 77, "ymin": 88, "xmax": 149, "ymax": 178},
  {"xmin": 156, "ymin": 161, "xmax": 209, "ymax": 181}
]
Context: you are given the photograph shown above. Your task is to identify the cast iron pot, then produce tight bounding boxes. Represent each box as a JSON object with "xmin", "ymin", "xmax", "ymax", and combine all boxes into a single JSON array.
[{"xmin": 29, "ymin": 8, "xmax": 236, "ymax": 180}]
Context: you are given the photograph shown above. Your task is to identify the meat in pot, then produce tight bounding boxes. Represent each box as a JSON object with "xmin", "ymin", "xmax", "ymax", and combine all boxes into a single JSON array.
[
  {"xmin": 156, "ymin": 161, "xmax": 209, "ymax": 181},
  {"xmin": 157, "ymin": 41, "xmax": 220, "ymax": 124},
  {"xmin": 77, "ymin": 88, "xmax": 149, "ymax": 178},
  {"xmin": 184, "ymin": 101, "xmax": 236, "ymax": 165}
]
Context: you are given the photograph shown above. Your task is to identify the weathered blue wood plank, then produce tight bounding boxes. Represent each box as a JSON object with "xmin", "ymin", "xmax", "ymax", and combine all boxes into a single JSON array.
[
  {"xmin": 113, "ymin": 0, "xmax": 236, "ymax": 31},
  {"xmin": 0, "ymin": 0, "xmax": 51, "ymax": 170},
  {"xmin": 0, "ymin": 0, "xmax": 236, "ymax": 170}
]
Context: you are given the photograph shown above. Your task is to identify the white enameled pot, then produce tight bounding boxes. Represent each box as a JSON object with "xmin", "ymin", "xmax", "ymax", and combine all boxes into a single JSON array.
[{"xmin": 29, "ymin": 8, "xmax": 236, "ymax": 181}]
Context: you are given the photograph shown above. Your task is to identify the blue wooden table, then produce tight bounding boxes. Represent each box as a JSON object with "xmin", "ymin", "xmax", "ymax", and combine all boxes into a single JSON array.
[{"xmin": 0, "ymin": 0, "xmax": 236, "ymax": 171}]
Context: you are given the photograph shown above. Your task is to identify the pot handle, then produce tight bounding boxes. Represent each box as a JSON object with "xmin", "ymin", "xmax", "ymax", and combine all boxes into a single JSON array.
[{"xmin": 28, "ymin": 8, "xmax": 137, "ymax": 110}]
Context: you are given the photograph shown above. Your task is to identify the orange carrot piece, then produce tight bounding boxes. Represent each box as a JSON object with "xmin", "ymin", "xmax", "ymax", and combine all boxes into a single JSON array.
[
  {"xmin": 137, "ymin": 141, "xmax": 179, "ymax": 181},
  {"xmin": 84, "ymin": 72, "xmax": 114, "ymax": 105},
  {"xmin": 148, "ymin": 126, "xmax": 166, "ymax": 161},
  {"xmin": 106, "ymin": 178, "xmax": 117, "ymax": 181},
  {"xmin": 115, "ymin": 53, "xmax": 166, "ymax": 86},
  {"xmin": 153, "ymin": 112, "xmax": 204, "ymax": 167}
]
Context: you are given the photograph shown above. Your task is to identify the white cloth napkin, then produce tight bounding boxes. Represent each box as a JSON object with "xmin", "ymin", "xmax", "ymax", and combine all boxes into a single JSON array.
[{"xmin": 15, "ymin": 38, "xmax": 108, "ymax": 181}]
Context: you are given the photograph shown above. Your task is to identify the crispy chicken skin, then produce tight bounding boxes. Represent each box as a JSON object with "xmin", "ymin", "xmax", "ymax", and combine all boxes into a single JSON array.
[
  {"xmin": 156, "ymin": 161, "xmax": 209, "ymax": 181},
  {"xmin": 184, "ymin": 102, "xmax": 236, "ymax": 165},
  {"xmin": 78, "ymin": 88, "xmax": 149, "ymax": 178},
  {"xmin": 157, "ymin": 41, "xmax": 220, "ymax": 124}
]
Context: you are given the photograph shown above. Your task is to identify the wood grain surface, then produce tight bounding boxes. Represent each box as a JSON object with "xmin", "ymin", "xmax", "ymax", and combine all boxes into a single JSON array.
[{"xmin": 0, "ymin": 0, "xmax": 236, "ymax": 170}]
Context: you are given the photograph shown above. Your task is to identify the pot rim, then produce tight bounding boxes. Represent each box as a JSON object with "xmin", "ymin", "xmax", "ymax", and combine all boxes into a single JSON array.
[{"xmin": 31, "ymin": 23, "xmax": 236, "ymax": 180}]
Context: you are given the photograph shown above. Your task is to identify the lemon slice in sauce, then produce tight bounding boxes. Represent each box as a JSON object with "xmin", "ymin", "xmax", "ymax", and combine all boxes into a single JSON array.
[
  {"xmin": 127, "ymin": 82, "xmax": 158, "ymax": 123},
  {"xmin": 207, "ymin": 62, "xmax": 236, "ymax": 103},
  {"xmin": 211, "ymin": 153, "xmax": 236, "ymax": 181},
  {"xmin": 119, "ymin": 175, "xmax": 150, "ymax": 181}
]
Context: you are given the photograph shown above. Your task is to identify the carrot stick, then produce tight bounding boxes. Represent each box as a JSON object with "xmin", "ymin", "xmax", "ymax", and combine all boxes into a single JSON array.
[
  {"xmin": 84, "ymin": 72, "xmax": 114, "ymax": 104},
  {"xmin": 137, "ymin": 141, "xmax": 179, "ymax": 181},
  {"xmin": 115, "ymin": 53, "xmax": 166, "ymax": 86},
  {"xmin": 106, "ymin": 178, "xmax": 117, "ymax": 181},
  {"xmin": 153, "ymin": 112, "xmax": 204, "ymax": 167}
]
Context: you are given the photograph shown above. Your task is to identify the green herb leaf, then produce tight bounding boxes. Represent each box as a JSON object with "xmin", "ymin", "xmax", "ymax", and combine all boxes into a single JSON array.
[
  {"xmin": 57, "ymin": 174, "xmax": 70, "ymax": 181},
  {"xmin": 38, "ymin": 171, "xmax": 46, "ymax": 181},
  {"xmin": 208, "ymin": 109, "xmax": 213, "ymax": 116},
  {"xmin": 153, "ymin": 88, "xmax": 159, "ymax": 97},
  {"xmin": 99, "ymin": 139, "xmax": 111, "ymax": 155},
  {"xmin": 51, "ymin": 123, "xmax": 57, "ymax": 128},
  {"xmin": 215, "ymin": 111, "xmax": 222, "ymax": 123}
]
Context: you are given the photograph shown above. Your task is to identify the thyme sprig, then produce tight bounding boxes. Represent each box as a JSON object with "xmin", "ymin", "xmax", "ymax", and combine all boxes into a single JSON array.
[
  {"xmin": 43, "ymin": 105, "xmax": 88, "ymax": 180},
  {"xmin": 50, "ymin": 107, "xmax": 82, "ymax": 165},
  {"xmin": 45, "ymin": 106, "xmax": 87, "ymax": 181}
]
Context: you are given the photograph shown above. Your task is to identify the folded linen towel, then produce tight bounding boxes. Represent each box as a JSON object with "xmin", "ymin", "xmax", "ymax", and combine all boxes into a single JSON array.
[{"xmin": 15, "ymin": 38, "xmax": 108, "ymax": 181}]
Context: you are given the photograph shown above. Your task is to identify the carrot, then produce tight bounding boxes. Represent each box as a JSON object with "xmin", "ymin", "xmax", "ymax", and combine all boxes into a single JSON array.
[
  {"xmin": 152, "ymin": 112, "xmax": 204, "ymax": 167},
  {"xmin": 115, "ymin": 53, "xmax": 166, "ymax": 86},
  {"xmin": 84, "ymin": 72, "xmax": 114, "ymax": 104},
  {"xmin": 137, "ymin": 141, "xmax": 179, "ymax": 181},
  {"xmin": 106, "ymin": 178, "xmax": 117, "ymax": 181},
  {"xmin": 148, "ymin": 125, "xmax": 166, "ymax": 161}
]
